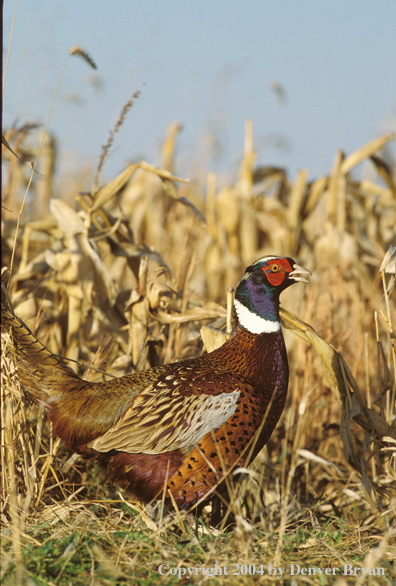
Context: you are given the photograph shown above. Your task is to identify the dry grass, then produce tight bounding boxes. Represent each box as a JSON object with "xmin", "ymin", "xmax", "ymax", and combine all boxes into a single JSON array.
[{"xmin": 1, "ymin": 100, "xmax": 396, "ymax": 583}]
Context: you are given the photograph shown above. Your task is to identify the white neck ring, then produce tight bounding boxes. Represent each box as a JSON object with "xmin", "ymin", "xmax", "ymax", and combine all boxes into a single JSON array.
[{"xmin": 234, "ymin": 299, "xmax": 280, "ymax": 334}]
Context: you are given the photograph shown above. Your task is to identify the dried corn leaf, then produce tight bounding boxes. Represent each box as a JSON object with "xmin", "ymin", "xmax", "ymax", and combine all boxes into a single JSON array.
[
  {"xmin": 160, "ymin": 177, "xmax": 179, "ymax": 199},
  {"xmin": 90, "ymin": 163, "xmax": 139, "ymax": 211},
  {"xmin": 138, "ymin": 160, "xmax": 189, "ymax": 183},
  {"xmin": 201, "ymin": 317, "xmax": 227, "ymax": 353},
  {"xmin": 280, "ymin": 308, "xmax": 396, "ymax": 441},
  {"xmin": 147, "ymin": 281, "xmax": 176, "ymax": 311},
  {"xmin": 156, "ymin": 305, "xmax": 226, "ymax": 325},
  {"xmin": 178, "ymin": 196, "xmax": 206, "ymax": 223},
  {"xmin": 50, "ymin": 198, "xmax": 86, "ymax": 237},
  {"xmin": 370, "ymin": 154, "xmax": 396, "ymax": 191},
  {"xmin": 340, "ymin": 395, "xmax": 374, "ymax": 500},
  {"xmin": 279, "ymin": 307, "xmax": 394, "ymax": 502},
  {"xmin": 50, "ymin": 199, "xmax": 116, "ymax": 309},
  {"xmin": 280, "ymin": 307, "xmax": 343, "ymax": 403},
  {"xmin": 2, "ymin": 134, "xmax": 37, "ymax": 172},
  {"xmin": 160, "ymin": 177, "xmax": 206, "ymax": 223},
  {"xmin": 252, "ymin": 166, "xmax": 287, "ymax": 184},
  {"xmin": 360, "ymin": 179, "xmax": 392, "ymax": 200},
  {"xmin": 79, "ymin": 236, "xmax": 116, "ymax": 307},
  {"xmin": 107, "ymin": 239, "xmax": 169, "ymax": 272},
  {"xmin": 341, "ymin": 133, "xmax": 394, "ymax": 175},
  {"xmin": 380, "ymin": 245, "xmax": 396, "ymax": 274}
]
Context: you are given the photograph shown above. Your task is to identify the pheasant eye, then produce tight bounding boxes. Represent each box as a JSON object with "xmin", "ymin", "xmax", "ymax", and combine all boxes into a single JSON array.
[{"xmin": 271, "ymin": 264, "xmax": 280, "ymax": 272}]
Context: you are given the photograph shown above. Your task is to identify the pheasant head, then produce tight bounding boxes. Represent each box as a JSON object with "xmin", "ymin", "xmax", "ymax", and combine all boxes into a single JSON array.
[{"xmin": 234, "ymin": 256, "xmax": 310, "ymax": 334}]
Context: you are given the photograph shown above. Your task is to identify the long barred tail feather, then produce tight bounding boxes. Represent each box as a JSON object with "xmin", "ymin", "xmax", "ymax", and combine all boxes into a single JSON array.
[{"xmin": 1, "ymin": 302, "xmax": 82, "ymax": 400}]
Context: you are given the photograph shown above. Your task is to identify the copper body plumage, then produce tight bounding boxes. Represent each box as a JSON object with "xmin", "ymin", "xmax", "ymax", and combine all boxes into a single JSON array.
[{"xmin": 1, "ymin": 256, "xmax": 309, "ymax": 507}]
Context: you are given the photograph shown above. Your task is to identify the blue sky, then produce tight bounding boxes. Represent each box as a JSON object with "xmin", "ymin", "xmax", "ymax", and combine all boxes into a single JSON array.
[{"xmin": 3, "ymin": 1, "xmax": 396, "ymax": 186}]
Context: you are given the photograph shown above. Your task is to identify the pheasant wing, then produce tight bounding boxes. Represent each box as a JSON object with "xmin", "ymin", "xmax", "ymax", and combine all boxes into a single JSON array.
[{"xmin": 88, "ymin": 381, "xmax": 241, "ymax": 455}]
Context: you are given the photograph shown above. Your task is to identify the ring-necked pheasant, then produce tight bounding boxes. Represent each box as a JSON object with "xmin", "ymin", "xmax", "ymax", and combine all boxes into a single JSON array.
[{"xmin": 2, "ymin": 256, "xmax": 309, "ymax": 507}]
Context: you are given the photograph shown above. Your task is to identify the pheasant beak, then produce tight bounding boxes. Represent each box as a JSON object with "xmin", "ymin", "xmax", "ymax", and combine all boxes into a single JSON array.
[{"xmin": 289, "ymin": 264, "xmax": 311, "ymax": 284}]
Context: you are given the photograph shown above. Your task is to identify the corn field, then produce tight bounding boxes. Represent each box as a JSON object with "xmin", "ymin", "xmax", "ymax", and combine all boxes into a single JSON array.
[{"xmin": 1, "ymin": 112, "xmax": 396, "ymax": 583}]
